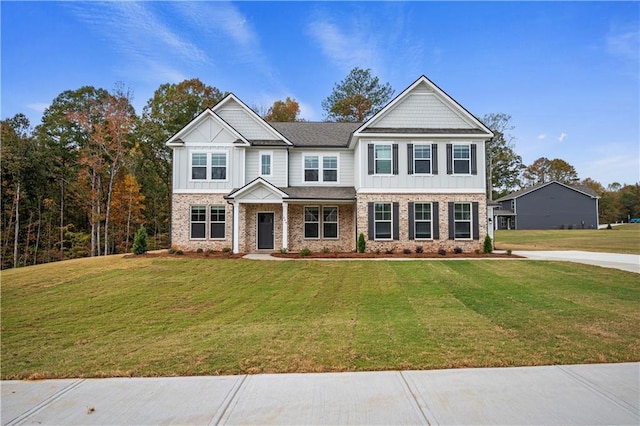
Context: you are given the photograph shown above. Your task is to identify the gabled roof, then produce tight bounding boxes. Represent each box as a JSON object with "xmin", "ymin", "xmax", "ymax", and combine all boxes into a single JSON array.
[
  {"xmin": 213, "ymin": 94, "xmax": 293, "ymax": 146},
  {"xmin": 165, "ymin": 108, "xmax": 250, "ymax": 146},
  {"xmin": 271, "ymin": 122, "xmax": 362, "ymax": 148},
  {"xmin": 495, "ymin": 181, "xmax": 600, "ymax": 202},
  {"xmin": 352, "ymin": 75, "xmax": 494, "ymax": 145},
  {"xmin": 225, "ymin": 177, "xmax": 289, "ymax": 199}
]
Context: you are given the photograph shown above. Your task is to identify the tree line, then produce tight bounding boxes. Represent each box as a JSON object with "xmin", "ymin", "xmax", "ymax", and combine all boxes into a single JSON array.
[{"xmin": 2, "ymin": 68, "xmax": 638, "ymax": 269}]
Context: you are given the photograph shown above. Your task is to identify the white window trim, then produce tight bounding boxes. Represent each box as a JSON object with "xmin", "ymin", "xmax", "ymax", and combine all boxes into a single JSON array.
[
  {"xmin": 190, "ymin": 205, "xmax": 207, "ymax": 240},
  {"xmin": 374, "ymin": 202, "xmax": 393, "ymax": 241},
  {"xmin": 303, "ymin": 206, "xmax": 320, "ymax": 240},
  {"xmin": 302, "ymin": 153, "xmax": 340, "ymax": 184},
  {"xmin": 452, "ymin": 143, "xmax": 471, "ymax": 176},
  {"xmin": 189, "ymin": 150, "xmax": 229, "ymax": 182},
  {"xmin": 374, "ymin": 143, "xmax": 393, "ymax": 176},
  {"xmin": 259, "ymin": 151, "xmax": 273, "ymax": 177},
  {"xmin": 209, "ymin": 205, "xmax": 226, "ymax": 240},
  {"xmin": 414, "ymin": 202, "xmax": 433, "ymax": 240},
  {"xmin": 322, "ymin": 206, "xmax": 339, "ymax": 240},
  {"xmin": 454, "ymin": 202, "xmax": 473, "ymax": 240},
  {"xmin": 413, "ymin": 143, "xmax": 433, "ymax": 175}
]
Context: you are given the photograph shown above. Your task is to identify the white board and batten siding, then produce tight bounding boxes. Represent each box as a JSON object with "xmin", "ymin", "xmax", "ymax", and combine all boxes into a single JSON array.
[
  {"xmin": 172, "ymin": 115, "xmax": 245, "ymax": 192},
  {"xmin": 288, "ymin": 150, "xmax": 355, "ymax": 187},
  {"xmin": 244, "ymin": 149, "xmax": 288, "ymax": 187},
  {"xmin": 216, "ymin": 105, "xmax": 277, "ymax": 141},
  {"xmin": 356, "ymin": 139, "xmax": 486, "ymax": 192}
]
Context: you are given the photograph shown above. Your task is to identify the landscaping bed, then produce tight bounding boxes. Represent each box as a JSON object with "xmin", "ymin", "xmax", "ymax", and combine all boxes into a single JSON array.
[{"xmin": 272, "ymin": 251, "xmax": 518, "ymax": 259}]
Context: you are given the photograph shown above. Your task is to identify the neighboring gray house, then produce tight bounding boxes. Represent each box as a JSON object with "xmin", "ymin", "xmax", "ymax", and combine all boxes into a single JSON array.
[{"xmin": 493, "ymin": 181, "xmax": 599, "ymax": 230}]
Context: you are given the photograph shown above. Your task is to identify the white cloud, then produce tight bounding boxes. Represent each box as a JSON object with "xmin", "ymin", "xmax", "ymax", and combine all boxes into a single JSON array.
[
  {"xmin": 308, "ymin": 19, "xmax": 378, "ymax": 72},
  {"xmin": 538, "ymin": 134, "xmax": 547, "ymax": 140},
  {"xmin": 606, "ymin": 29, "xmax": 640, "ymax": 61},
  {"xmin": 26, "ymin": 103, "xmax": 50, "ymax": 113},
  {"xmin": 580, "ymin": 154, "xmax": 640, "ymax": 186},
  {"xmin": 67, "ymin": 2, "xmax": 207, "ymax": 83},
  {"xmin": 557, "ymin": 132, "xmax": 567, "ymax": 142}
]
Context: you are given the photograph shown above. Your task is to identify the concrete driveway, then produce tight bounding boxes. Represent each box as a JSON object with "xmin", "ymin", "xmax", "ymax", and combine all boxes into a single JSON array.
[{"xmin": 513, "ymin": 250, "xmax": 640, "ymax": 273}]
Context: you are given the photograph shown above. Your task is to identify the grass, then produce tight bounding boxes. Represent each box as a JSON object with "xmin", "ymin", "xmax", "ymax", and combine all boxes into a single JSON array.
[
  {"xmin": 495, "ymin": 224, "xmax": 640, "ymax": 254},
  {"xmin": 2, "ymin": 255, "xmax": 638, "ymax": 379}
]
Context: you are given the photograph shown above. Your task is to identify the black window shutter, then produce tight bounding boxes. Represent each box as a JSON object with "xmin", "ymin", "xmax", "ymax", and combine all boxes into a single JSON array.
[
  {"xmin": 432, "ymin": 144, "xmax": 438, "ymax": 174},
  {"xmin": 446, "ymin": 144, "xmax": 453, "ymax": 175},
  {"xmin": 471, "ymin": 144, "xmax": 477, "ymax": 175},
  {"xmin": 392, "ymin": 144, "xmax": 399, "ymax": 175},
  {"xmin": 433, "ymin": 202, "xmax": 439, "ymax": 240},
  {"xmin": 367, "ymin": 202, "xmax": 374, "ymax": 240},
  {"xmin": 407, "ymin": 144, "xmax": 414, "ymax": 175},
  {"xmin": 448, "ymin": 202, "xmax": 455, "ymax": 240},
  {"xmin": 408, "ymin": 202, "xmax": 414, "ymax": 240},
  {"xmin": 472, "ymin": 202, "xmax": 480, "ymax": 240},
  {"xmin": 367, "ymin": 144, "xmax": 374, "ymax": 175},
  {"xmin": 393, "ymin": 202, "xmax": 399, "ymax": 240}
]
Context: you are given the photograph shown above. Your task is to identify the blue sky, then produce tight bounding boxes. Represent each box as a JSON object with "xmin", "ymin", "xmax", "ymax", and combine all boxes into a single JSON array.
[{"xmin": 2, "ymin": 1, "xmax": 639, "ymax": 186}]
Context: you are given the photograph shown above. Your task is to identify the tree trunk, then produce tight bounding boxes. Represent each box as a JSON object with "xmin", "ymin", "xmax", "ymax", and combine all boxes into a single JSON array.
[
  {"xmin": 13, "ymin": 182, "xmax": 20, "ymax": 268},
  {"xmin": 59, "ymin": 178, "xmax": 64, "ymax": 259},
  {"xmin": 103, "ymin": 162, "xmax": 118, "ymax": 256},
  {"xmin": 34, "ymin": 200, "xmax": 42, "ymax": 265}
]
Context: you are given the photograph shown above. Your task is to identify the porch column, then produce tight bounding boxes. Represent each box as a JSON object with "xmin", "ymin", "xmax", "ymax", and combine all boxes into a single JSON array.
[
  {"xmin": 282, "ymin": 201, "xmax": 288, "ymax": 250},
  {"xmin": 232, "ymin": 201, "xmax": 240, "ymax": 253}
]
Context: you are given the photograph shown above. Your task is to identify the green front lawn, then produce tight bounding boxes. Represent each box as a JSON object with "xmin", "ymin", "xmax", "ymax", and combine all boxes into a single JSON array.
[
  {"xmin": 495, "ymin": 224, "xmax": 640, "ymax": 254},
  {"xmin": 2, "ymin": 256, "xmax": 638, "ymax": 379}
]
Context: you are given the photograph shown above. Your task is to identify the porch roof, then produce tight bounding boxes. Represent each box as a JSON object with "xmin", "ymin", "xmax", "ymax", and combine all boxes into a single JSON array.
[{"xmin": 281, "ymin": 186, "xmax": 356, "ymax": 201}]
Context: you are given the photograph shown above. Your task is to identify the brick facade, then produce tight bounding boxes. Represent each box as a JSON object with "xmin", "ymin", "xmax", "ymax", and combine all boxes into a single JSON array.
[
  {"xmin": 356, "ymin": 193, "xmax": 487, "ymax": 253},
  {"xmin": 171, "ymin": 193, "xmax": 233, "ymax": 251},
  {"xmin": 286, "ymin": 203, "xmax": 356, "ymax": 253}
]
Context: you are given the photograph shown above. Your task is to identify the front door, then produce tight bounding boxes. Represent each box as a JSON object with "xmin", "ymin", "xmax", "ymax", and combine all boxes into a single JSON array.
[{"xmin": 257, "ymin": 213, "xmax": 275, "ymax": 250}]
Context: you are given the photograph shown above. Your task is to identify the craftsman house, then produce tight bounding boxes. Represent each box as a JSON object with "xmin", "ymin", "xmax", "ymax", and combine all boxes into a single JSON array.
[
  {"xmin": 166, "ymin": 75, "xmax": 494, "ymax": 253},
  {"xmin": 493, "ymin": 181, "xmax": 600, "ymax": 230}
]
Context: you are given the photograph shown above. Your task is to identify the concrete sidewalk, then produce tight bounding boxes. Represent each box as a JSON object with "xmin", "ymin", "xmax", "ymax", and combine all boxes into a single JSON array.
[{"xmin": 2, "ymin": 363, "xmax": 638, "ymax": 425}]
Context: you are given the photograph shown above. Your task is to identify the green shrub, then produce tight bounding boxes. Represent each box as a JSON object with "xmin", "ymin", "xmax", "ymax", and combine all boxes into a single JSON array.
[
  {"xmin": 300, "ymin": 248, "xmax": 311, "ymax": 257},
  {"xmin": 196, "ymin": 248, "xmax": 203, "ymax": 253},
  {"xmin": 357, "ymin": 233, "xmax": 366, "ymax": 253},
  {"xmin": 438, "ymin": 248, "xmax": 446, "ymax": 256},
  {"xmin": 415, "ymin": 246, "xmax": 423, "ymax": 254},
  {"xmin": 132, "ymin": 226, "xmax": 148, "ymax": 255},
  {"xmin": 322, "ymin": 247, "xmax": 330, "ymax": 254},
  {"xmin": 483, "ymin": 235, "xmax": 493, "ymax": 253},
  {"xmin": 403, "ymin": 248, "xmax": 411, "ymax": 255},
  {"xmin": 222, "ymin": 247, "xmax": 231, "ymax": 253},
  {"xmin": 175, "ymin": 250, "xmax": 184, "ymax": 255},
  {"xmin": 280, "ymin": 247, "xmax": 288, "ymax": 254},
  {"xmin": 453, "ymin": 246, "xmax": 463, "ymax": 254}
]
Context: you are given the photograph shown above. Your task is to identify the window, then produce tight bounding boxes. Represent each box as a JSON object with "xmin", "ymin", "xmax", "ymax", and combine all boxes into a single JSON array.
[
  {"xmin": 260, "ymin": 153, "xmax": 271, "ymax": 176},
  {"xmin": 375, "ymin": 145, "xmax": 392, "ymax": 174},
  {"xmin": 211, "ymin": 153, "xmax": 227, "ymax": 180},
  {"xmin": 190, "ymin": 206, "xmax": 206, "ymax": 239},
  {"xmin": 304, "ymin": 207, "xmax": 319, "ymax": 238},
  {"xmin": 414, "ymin": 203, "xmax": 432, "ymax": 239},
  {"xmin": 323, "ymin": 207, "xmax": 338, "ymax": 239},
  {"xmin": 374, "ymin": 202, "xmax": 392, "ymax": 239},
  {"xmin": 191, "ymin": 153, "xmax": 207, "ymax": 180},
  {"xmin": 454, "ymin": 203, "xmax": 472, "ymax": 239},
  {"xmin": 323, "ymin": 156, "xmax": 338, "ymax": 182},
  {"xmin": 304, "ymin": 156, "xmax": 319, "ymax": 182},
  {"xmin": 453, "ymin": 145, "xmax": 470, "ymax": 174},
  {"xmin": 210, "ymin": 205, "xmax": 225, "ymax": 239},
  {"xmin": 414, "ymin": 145, "xmax": 432, "ymax": 174}
]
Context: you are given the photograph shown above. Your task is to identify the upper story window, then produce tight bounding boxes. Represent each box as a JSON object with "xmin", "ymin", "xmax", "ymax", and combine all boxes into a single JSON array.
[
  {"xmin": 414, "ymin": 144, "xmax": 432, "ymax": 174},
  {"xmin": 191, "ymin": 153, "xmax": 207, "ymax": 180},
  {"xmin": 375, "ymin": 145, "xmax": 392, "ymax": 174},
  {"xmin": 368, "ymin": 143, "xmax": 398, "ymax": 175},
  {"xmin": 323, "ymin": 156, "xmax": 338, "ymax": 182},
  {"xmin": 260, "ymin": 152, "xmax": 272, "ymax": 176},
  {"xmin": 304, "ymin": 156, "xmax": 319, "ymax": 182},
  {"xmin": 446, "ymin": 143, "xmax": 477, "ymax": 175},
  {"xmin": 304, "ymin": 154, "xmax": 339, "ymax": 183},
  {"xmin": 453, "ymin": 145, "xmax": 470, "ymax": 174},
  {"xmin": 190, "ymin": 152, "xmax": 227, "ymax": 181}
]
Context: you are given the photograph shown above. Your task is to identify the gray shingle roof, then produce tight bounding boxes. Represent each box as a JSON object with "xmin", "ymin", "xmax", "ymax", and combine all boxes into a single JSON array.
[
  {"xmin": 495, "ymin": 181, "xmax": 599, "ymax": 202},
  {"xmin": 270, "ymin": 122, "xmax": 362, "ymax": 147}
]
